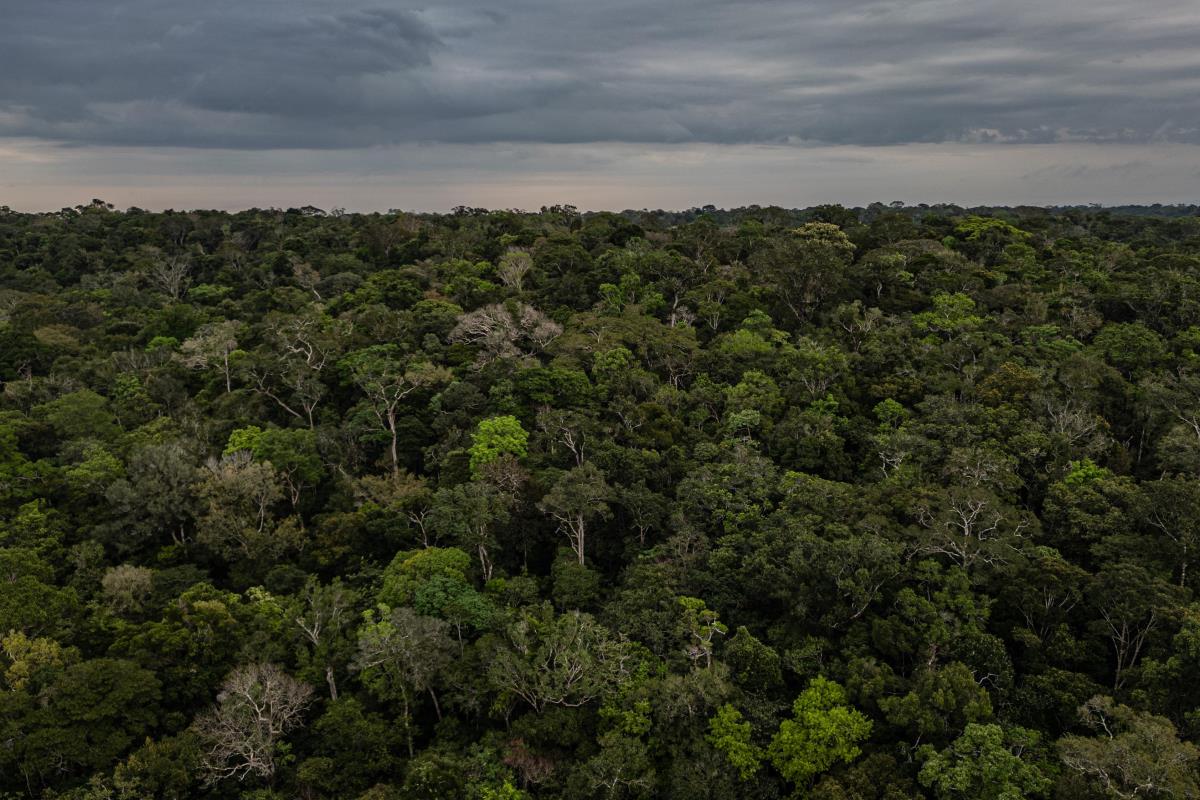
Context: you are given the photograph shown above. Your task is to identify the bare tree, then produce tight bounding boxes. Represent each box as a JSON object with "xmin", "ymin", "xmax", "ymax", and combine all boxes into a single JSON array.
[
  {"xmin": 195, "ymin": 663, "xmax": 313, "ymax": 785},
  {"xmin": 915, "ymin": 487, "xmax": 1028, "ymax": 571},
  {"xmin": 450, "ymin": 302, "xmax": 562, "ymax": 368},
  {"xmin": 146, "ymin": 250, "xmax": 193, "ymax": 300},
  {"xmin": 487, "ymin": 607, "xmax": 633, "ymax": 713},
  {"xmin": 244, "ymin": 312, "xmax": 349, "ymax": 427},
  {"xmin": 1090, "ymin": 565, "xmax": 1180, "ymax": 690},
  {"xmin": 536, "ymin": 407, "xmax": 588, "ymax": 467}
]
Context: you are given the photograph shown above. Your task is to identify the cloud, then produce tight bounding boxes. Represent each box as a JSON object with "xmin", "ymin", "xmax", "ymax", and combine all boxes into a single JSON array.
[{"xmin": 2, "ymin": 0, "xmax": 1199, "ymax": 150}]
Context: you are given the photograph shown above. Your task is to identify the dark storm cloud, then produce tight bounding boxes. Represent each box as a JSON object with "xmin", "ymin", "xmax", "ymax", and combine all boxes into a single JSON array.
[{"xmin": 2, "ymin": 0, "xmax": 1199, "ymax": 149}]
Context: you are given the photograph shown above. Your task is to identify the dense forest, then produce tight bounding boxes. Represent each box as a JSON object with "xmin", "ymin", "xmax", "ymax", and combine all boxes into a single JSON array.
[{"xmin": 4, "ymin": 199, "xmax": 1200, "ymax": 800}]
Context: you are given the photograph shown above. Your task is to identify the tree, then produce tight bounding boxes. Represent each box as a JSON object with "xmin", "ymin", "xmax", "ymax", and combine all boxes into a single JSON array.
[
  {"xmin": 1, "ymin": 630, "xmax": 76, "ymax": 691},
  {"xmin": 1140, "ymin": 476, "xmax": 1200, "ymax": 587},
  {"xmin": 343, "ymin": 345, "xmax": 452, "ymax": 474},
  {"xmin": 580, "ymin": 731, "xmax": 656, "ymax": 799},
  {"xmin": 292, "ymin": 577, "xmax": 358, "ymax": 700},
  {"xmin": 676, "ymin": 596, "xmax": 727, "ymax": 669},
  {"xmin": 6, "ymin": 658, "xmax": 160, "ymax": 789},
  {"xmin": 377, "ymin": 548, "xmax": 492, "ymax": 643},
  {"xmin": 487, "ymin": 605, "xmax": 634, "ymax": 713},
  {"xmin": 179, "ymin": 320, "xmax": 241, "ymax": 394},
  {"xmin": 224, "ymin": 425, "xmax": 325, "ymax": 509},
  {"xmin": 0, "ymin": 413, "xmax": 47, "ymax": 509},
  {"xmin": 429, "ymin": 482, "xmax": 512, "ymax": 581},
  {"xmin": 538, "ymin": 462, "xmax": 613, "ymax": 565},
  {"xmin": 303, "ymin": 698, "xmax": 400, "ymax": 795},
  {"xmin": 354, "ymin": 605, "xmax": 455, "ymax": 756},
  {"xmin": 707, "ymin": 704, "xmax": 763, "ymax": 780},
  {"xmin": 1146, "ymin": 367, "xmax": 1200, "ymax": 468},
  {"xmin": 616, "ymin": 482, "xmax": 668, "ymax": 548},
  {"xmin": 1058, "ymin": 696, "xmax": 1200, "ymax": 800},
  {"xmin": 536, "ymin": 407, "xmax": 592, "ymax": 467},
  {"xmin": 450, "ymin": 302, "xmax": 563, "ymax": 367},
  {"xmin": 194, "ymin": 662, "xmax": 313, "ymax": 785},
  {"xmin": 107, "ymin": 582, "xmax": 244, "ymax": 713},
  {"xmin": 102, "ymin": 440, "xmax": 200, "ymax": 552},
  {"xmin": 246, "ymin": 310, "xmax": 348, "ymax": 427},
  {"xmin": 144, "ymin": 249, "xmax": 193, "ymax": 300},
  {"xmin": 751, "ymin": 222, "xmax": 855, "ymax": 324},
  {"xmin": 1092, "ymin": 322, "xmax": 1167, "ymax": 380},
  {"xmin": 194, "ymin": 452, "xmax": 298, "ymax": 564},
  {"xmin": 101, "ymin": 564, "xmax": 154, "ymax": 615},
  {"xmin": 469, "ymin": 415, "xmax": 529, "ymax": 475},
  {"xmin": 112, "ymin": 731, "xmax": 203, "ymax": 800},
  {"xmin": 879, "ymin": 662, "xmax": 993, "ymax": 746},
  {"xmin": 768, "ymin": 676, "xmax": 873, "ymax": 789},
  {"xmin": 33, "ymin": 389, "xmax": 121, "ymax": 443},
  {"xmin": 353, "ymin": 469, "xmax": 435, "ymax": 547},
  {"xmin": 0, "ymin": 546, "xmax": 79, "ymax": 636},
  {"xmin": 496, "ymin": 249, "xmax": 533, "ymax": 292},
  {"xmin": 918, "ymin": 723, "xmax": 1050, "ymax": 800},
  {"xmin": 1088, "ymin": 564, "xmax": 1182, "ymax": 690},
  {"xmin": 723, "ymin": 626, "xmax": 783, "ymax": 693},
  {"xmin": 914, "ymin": 485, "xmax": 1029, "ymax": 573}
]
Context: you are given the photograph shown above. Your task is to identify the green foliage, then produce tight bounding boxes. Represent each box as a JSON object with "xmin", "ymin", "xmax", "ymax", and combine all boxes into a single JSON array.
[
  {"xmin": 768, "ymin": 676, "xmax": 873, "ymax": 789},
  {"xmin": 469, "ymin": 415, "xmax": 529, "ymax": 474},
  {"xmin": 723, "ymin": 626, "xmax": 783, "ymax": 692},
  {"xmin": 3, "ymin": 658, "xmax": 161, "ymax": 782},
  {"xmin": 4, "ymin": 204, "xmax": 1200, "ymax": 798},
  {"xmin": 707, "ymin": 704, "xmax": 763, "ymax": 780},
  {"xmin": 919, "ymin": 723, "xmax": 1050, "ymax": 800},
  {"xmin": 1058, "ymin": 696, "xmax": 1200, "ymax": 800},
  {"xmin": 379, "ymin": 547, "xmax": 473, "ymax": 607},
  {"xmin": 676, "ymin": 596, "xmax": 728, "ymax": 668},
  {"xmin": 34, "ymin": 389, "xmax": 121, "ymax": 442},
  {"xmin": 913, "ymin": 292, "xmax": 984, "ymax": 337},
  {"xmin": 1062, "ymin": 457, "xmax": 1110, "ymax": 487}
]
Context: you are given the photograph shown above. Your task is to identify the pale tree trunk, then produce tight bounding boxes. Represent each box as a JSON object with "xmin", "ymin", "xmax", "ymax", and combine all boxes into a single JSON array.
[{"xmin": 325, "ymin": 665, "xmax": 338, "ymax": 701}]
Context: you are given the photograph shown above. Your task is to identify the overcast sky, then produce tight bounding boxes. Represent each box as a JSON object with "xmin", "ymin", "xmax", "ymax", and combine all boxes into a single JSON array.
[{"xmin": 3, "ymin": 0, "xmax": 1198, "ymax": 210}]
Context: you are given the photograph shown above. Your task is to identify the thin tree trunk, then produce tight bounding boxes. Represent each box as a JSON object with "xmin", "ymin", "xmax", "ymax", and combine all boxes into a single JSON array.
[
  {"xmin": 428, "ymin": 687, "xmax": 442, "ymax": 722},
  {"xmin": 402, "ymin": 690, "xmax": 414, "ymax": 757},
  {"xmin": 325, "ymin": 664, "xmax": 338, "ymax": 701},
  {"xmin": 387, "ymin": 410, "xmax": 400, "ymax": 475}
]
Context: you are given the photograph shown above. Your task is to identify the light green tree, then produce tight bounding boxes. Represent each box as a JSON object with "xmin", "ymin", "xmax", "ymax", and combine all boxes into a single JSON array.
[
  {"xmin": 707, "ymin": 704, "xmax": 762, "ymax": 780},
  {"xmin": 919, "ymin": 723, "xmax": 1050, "ymax": 800},
  {"xmin": 469, "ymin": 415, "xmax": 529, "ymax": 474},
  {"xmin": 768, "ymin": 675, "xmax": 873, "ymax": 790}
]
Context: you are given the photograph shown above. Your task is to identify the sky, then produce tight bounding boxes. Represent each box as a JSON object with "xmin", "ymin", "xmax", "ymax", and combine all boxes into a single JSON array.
[{"xmin": 2, "ymin": 0, "xmax": 1199, "ymax": 211}]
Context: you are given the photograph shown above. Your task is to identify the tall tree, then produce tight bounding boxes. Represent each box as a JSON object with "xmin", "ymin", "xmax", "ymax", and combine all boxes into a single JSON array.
[{"xmin": 194, "ymin": 662, "xmax": 313, "ymax": 786}]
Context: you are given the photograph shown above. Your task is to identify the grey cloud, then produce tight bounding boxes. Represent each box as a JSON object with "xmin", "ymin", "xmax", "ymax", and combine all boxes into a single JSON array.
[{"xmin": 2, "ymin": 0, "xmax": 1199, "ymax": 148}]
